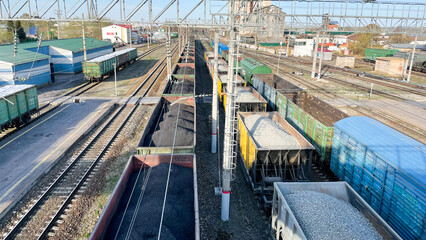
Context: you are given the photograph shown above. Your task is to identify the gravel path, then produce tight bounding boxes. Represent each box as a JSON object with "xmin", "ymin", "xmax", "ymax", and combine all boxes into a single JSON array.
[
  {"xmin": 244, "ymin": 114, "xmax": 300, "ymax": 149},
  {"xmin": 286, "ymin": 191, "xmax": 383, "ymax": 240}
]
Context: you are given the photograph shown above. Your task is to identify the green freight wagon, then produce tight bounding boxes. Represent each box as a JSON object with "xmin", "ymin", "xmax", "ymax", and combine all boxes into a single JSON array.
[
  {"xmin": 0, "ymin": 85, "xmax": 39, "ymax": 131},
  {"xmin": 393, "ymin": 51, "xmax": 426, "ymax": 72},
  {"xmin": 364, "ymin": 48, "xmax": 399, "ymax": 62},
  {"xmin": 83, "ymin": 48, "xmax": 137, "ymax": 81},
  {"xmin": 276, "ymin": 91, "xmax": 348, "ymax": 168},
  {"xmin": 238, "ymin": 57, "xmax": 272, "ymax": 85}
]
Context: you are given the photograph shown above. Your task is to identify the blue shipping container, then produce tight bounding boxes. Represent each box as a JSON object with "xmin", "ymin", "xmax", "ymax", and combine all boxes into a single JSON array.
[{"xmin": 330, "ymin": 116, "xmax": 425, "ymax": 240}]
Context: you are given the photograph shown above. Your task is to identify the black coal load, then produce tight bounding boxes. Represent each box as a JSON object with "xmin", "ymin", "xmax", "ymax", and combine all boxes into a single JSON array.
[
  {"xmin": 180, "ymin": 58, "xmax": 195, "ymax": 63},
  {"xmin": 170, "ymin": 79, "xmax": 194, "ymax": 94},
  {"xmin": 150, "ymin": 103, "xmax": 195, "ymax": 147},
  {"xmin": 176, "ymin": 66, "xmax": 195, "ymax": 74},
  {"xmin": 107, "ymin": 164, "xmax": 195, "ymax": 240}
]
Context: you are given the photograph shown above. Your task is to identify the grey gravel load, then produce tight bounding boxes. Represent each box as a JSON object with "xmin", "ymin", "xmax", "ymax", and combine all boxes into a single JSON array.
[
  {"xmin": 285, "ymin": 191, "xmax": 383, "ymax": 240},
  {"xmin": 244, "ymin": 114, "xmax": 300, "ymax": 149},
  {"xmin": 234, "ymin": 87, "xmax": 261, "ymax": 103}
]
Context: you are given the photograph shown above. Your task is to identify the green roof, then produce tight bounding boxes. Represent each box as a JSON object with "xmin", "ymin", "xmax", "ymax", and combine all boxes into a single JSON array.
[
  {"xmin": 0, "ymin": 38, "xmax": 112, "ymax": 65},
  {"xmin": 17, "ymin": 38, "xmax": 113, "ymax": 52},
  {"xmin": 0, "ymin": 45, "xmax": 50, "ymax": 65}
]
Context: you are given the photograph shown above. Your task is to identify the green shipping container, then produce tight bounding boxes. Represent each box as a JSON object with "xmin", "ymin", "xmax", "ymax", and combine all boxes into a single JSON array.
[
  {"xmin": 238, "ymin": 57, "xmax": 272, "ymax": 85},
  {"xmin": 364, "ymin": 48, "xmax": 399, "ymax": 62}
]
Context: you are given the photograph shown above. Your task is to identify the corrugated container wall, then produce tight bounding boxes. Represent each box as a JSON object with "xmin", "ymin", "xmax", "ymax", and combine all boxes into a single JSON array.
[{"xmin": 330, "ymin": 116, "xmax": 425, "ymax": 240}]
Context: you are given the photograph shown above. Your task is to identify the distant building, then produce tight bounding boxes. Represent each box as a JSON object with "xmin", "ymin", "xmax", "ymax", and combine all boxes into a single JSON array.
[
  {"xmin": 293, "ymin": 39, "xmax": 314, "ymax": 57},
  {"xmin": 240, "ymin": 4, "xmax": 285, "ymax": 40},
  {"xmin": 102, "ymin": 24, "xmax": 133, "ymax": 44}
]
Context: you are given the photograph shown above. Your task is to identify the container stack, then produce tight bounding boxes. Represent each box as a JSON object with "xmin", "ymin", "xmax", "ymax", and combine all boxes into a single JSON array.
[{"xmin": 330, "ymin": 116, "xmax": 425, "ymax": 240}]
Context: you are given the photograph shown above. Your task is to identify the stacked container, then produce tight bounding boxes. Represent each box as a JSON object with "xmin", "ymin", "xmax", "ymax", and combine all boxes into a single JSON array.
[{"xmin": 331, "ymin": 116, "xmax": 425, "ymax": 240}]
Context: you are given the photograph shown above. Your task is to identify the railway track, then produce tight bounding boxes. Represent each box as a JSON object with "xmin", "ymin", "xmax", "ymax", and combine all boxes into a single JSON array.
[
  {"xmin": 247, "ymin": 50, "xmax": 426, "ymax": 97},
  {"xmin": 358, "ymin": 60, "xmax": 426, "ymax": 79},
  {"xmin": 244, "ymin": 51, "xmax": 426, "ymax": 143},
  {"xmin": 1, "ymin": 44, "xmax": 179, "ymax": 240},
  {"xmin": 0, "ymin": 44, "xmax": 166, "ymax": 142}
]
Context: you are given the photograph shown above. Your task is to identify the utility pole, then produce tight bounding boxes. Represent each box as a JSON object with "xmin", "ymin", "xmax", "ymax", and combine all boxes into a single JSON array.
[
  {"xmin": 129, "ymin": 24, "xmax": 132, "ymax": 48},
  {"xmin": 166, "ymin": 26, "xmax": 172, "ymax": 81},
  {"xmin": 311, "ymin": 31, "xmax": 319, "ymax": 79},
  {"xmin": 82, "ymin": 14, "xmax": 87, "ymax": 61},
  {"xmin": 222, "ymin": 0, "xmax": 237, "ymax": 221},
  {"xmin": 286, "ymin": 30, "xmax": 291, "ymax": 57},
  {"xmin": 317, "ymin": 32, "xmax": 325, "ymax": 81},
  {"xmin": 406, "ymin": 35, "xmax": 417, "ymax": 83},
  {"xmin": 211, "ymin": 32, "xmax": 219, "ymax": 153},
  {"xmin": 57, "ymin": 0, "xmax": 61, "ymax": 39}
]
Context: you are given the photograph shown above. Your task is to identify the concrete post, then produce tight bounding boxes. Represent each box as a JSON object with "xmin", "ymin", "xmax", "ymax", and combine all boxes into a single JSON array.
[
  {"xmin": 167, "ymin": 26, "xmax": 172, "ymax": 81},
  {"xmin": 317, "ymin": 32, "xmax": 325, "ymax": 81},
  {"xmin": 82, "ymin": 14, "xmax": 87, "ymax": 62},
  {"xmin": 286, "ymin": 30, "xmax": 291, "ymax": 57},
  {"xmin": 406, "ymin": 35, "xmax": 417, "ymax": 82},
  {"xmin": 311, "ymin": 31, "xmax": 319, "ymax": 79},
  {"xmin": 212, "ymin": 32, "xmax": 219, "ymax": 153}
]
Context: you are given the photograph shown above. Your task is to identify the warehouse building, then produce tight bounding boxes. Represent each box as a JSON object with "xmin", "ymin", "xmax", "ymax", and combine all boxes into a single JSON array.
[
  {"xmin": 0, "ymin": 45, "xmax": 51, "ymax": 86},
  {"xmin": 0, "ymin": 38, "xmax": 113, "ymax": 86}
]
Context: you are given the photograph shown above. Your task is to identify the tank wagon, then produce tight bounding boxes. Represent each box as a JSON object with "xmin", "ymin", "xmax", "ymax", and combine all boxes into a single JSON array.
[
  {"xmin": 90, "ymin": 154, "xmax": 199, "ymax": 240},
  {"xmin": 238, "ymin": 57, "xmax": 272, "ymax": 85},
  {"xmin": 237, "ymin": 112, "xmax": 314, "ymax": 205},
  {"xmin": 271, "ymin": 182, "xmax": 402, "ymax": 240},
  {"xmin": 82, "ymin": 48, "xmax": 137, "ymax": 81},
  {"xmin": 331, "ymin": 116, "xmax": 425, "ymax": 240},
  {"xmin": 364, "ymin": 48, "xmax": 399, "ymax": 62},
  {"xmin": 0, "ymin": 85, "xmax": 38, "ymax": 131},
  {"xmin": 393, "ymin": 51, "xmax": 426, "ymax": 72}
]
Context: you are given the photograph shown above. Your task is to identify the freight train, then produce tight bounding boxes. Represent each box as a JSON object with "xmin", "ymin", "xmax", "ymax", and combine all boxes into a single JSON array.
[
  {"xmin": 90, "ymin": 43, "xmax": 199, "ymax": 240},
  {"xmin": 207, "ymin": 42, "xmax": 424, "ymax": 239},
  {"xmin": 82, "ymin": 48, "xmax": 138, "ymax": 82},
  {"xmin": 0, "ymin": 85, "xmax": 39, "ymax": 132},
  {"xmin": 364, "ymin": 48, "xmax": 426, "ymax": 72}
]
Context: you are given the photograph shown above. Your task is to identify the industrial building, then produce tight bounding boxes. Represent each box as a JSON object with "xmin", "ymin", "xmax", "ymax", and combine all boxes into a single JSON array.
[
  {"xmin": 102, "ymin": 24, "xmax": 140, "ymax": 44},
  {"xmin": 0, "ymin": 38, "xmax": 113, "ymax": 86}
]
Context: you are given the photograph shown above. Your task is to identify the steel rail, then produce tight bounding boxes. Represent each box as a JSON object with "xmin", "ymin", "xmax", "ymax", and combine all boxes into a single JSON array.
[{"xmin": 3, "ymin": 43, "xmax": 179, "ymax": 240}]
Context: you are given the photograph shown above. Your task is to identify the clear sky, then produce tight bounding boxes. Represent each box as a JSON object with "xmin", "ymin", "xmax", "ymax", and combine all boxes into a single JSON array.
[{"xmin": 25, "ymin": 0, "xmax": 426, "ymax": 25}]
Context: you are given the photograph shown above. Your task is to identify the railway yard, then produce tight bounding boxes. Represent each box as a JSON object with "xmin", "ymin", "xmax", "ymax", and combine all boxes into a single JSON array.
[{"xmin": 0, "ymin": 2, "xmax": 425, "ymax": 239}]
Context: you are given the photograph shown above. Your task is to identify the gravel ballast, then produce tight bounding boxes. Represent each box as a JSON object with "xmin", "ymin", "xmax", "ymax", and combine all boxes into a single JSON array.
[
  {"xmin": 285, "ymin": 191, "xmax": 383, "ymax": 240},
  {"xmin": 234, "ymin": 87, "xmax": 261, "ymax": 103},
  {"xmin": 244, "ymin": 114, "xmax": 300, "ymax": 149},
  {"xmin": 106, "ymin": 164, "xmax": 195, "ymax": 240}
]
